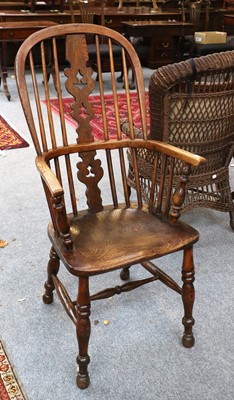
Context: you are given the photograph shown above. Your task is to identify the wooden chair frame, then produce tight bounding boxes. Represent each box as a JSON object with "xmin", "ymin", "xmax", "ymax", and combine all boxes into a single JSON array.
[{"xmin": 15, "ymin": 23, "xmax": 205, "ymax": 389}]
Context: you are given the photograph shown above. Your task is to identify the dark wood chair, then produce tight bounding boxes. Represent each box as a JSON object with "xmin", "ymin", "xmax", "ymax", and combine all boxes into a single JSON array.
[
  {"xmin": 68, "ymin": 0, "xmax": 123, "ymax": 74},
  {"xmin": 15, "ymin": 23, "xmax": 205, "ymax": 389},
  {"xmin": 124, "ymin": 52, "xmax": 234, "ymax": 230},
  {"xmin": 69, "ymin": 0, "xmax": 146, "ymax": 87},
  {"xmin": 117, "ymin": 0, "xmax": 158, "ymax": 12},
  {"xmin": 69, "ymin": 0, "xmax": 106, "ymax": 25}
]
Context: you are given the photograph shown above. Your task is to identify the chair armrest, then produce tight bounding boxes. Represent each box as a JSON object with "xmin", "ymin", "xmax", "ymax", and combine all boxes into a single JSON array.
[
  {"xmin": 126, "ymin": 139, "xmax": 206, "ymax": 221},
  {"xmin": 36, "ymin": 156, "xmax": 73, "ymax": 250},
  {"xmin": 148, "ymin": 141, "xmax": 206, "ymax": 167},
  {"xmin": 36, "ymin": 156, "xmax": 64, "ymax": 197}
]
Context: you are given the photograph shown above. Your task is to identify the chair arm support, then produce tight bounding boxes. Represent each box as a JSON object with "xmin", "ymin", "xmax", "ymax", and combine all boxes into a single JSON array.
[
  {"xmin": 169, "ymin": 163, "xmax": 191, "ymax": 223},
  {"xmin": 36, "ymin": 156, "xmax": 73, "ymax": 250}
]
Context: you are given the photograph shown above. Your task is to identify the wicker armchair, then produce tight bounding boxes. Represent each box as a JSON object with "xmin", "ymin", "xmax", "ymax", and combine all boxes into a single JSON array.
[{"xmin": 126, "ymin": 51, "xmax": 234, "ymax": 230}]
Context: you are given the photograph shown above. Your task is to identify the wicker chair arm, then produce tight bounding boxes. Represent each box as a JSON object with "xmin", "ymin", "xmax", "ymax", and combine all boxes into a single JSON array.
[{"xmin": 120, "ymin": 119, "xmax": 144, "ymax": 139}]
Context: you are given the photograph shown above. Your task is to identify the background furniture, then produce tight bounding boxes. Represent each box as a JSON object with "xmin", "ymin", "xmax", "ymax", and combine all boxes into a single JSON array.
[
  {"xmin": 23, "ymin": 0, "xmax": 64, "ymax": 12},
  {"xmin": 0, "ymin": 20, "xmax": 57, "ymax": 99},
  {"xmin": 122, "ymin": 19, "xmax": 194, "ymax": 68},
  {"xmin": 125, "ymin": 51, "xmax": 234, "ymax": 230},
  {"xmin": 0, "ymin": 1, "xmax": 234, "ymax": 78},
  {"xmin": 117, "ymin": 0, "xmax": 159, "ymax": 12},
  {"xmin": 223, "ymin": 12, "xmax": 234, "ymax": 33},
  {"xmin": 15, "ymin": 23, "xmax": 205, "ymax": 389},
  {"xmin": 0, "ymin": 7, "xmax": 184, "ymax": 68},
  {"xmin": 69, "ymin": 0, "xmax": 106, "ymax": 24},
  {"xmin": 69, "ymin": 0, "xmax": 123, "ymax": 74},
  {"xmin": 181, "ymin": 0, "xmax": 233, "ymax": 58}
]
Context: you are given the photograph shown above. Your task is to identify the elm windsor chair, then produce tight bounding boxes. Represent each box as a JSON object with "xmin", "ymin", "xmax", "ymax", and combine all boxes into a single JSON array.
[
  {"xmin": 124, "ymin": 51, "xmax": 234, "ymax": 230},
  {"xmin": 15, "ymin": 23, "xmax": 205, "ymax": 389}
]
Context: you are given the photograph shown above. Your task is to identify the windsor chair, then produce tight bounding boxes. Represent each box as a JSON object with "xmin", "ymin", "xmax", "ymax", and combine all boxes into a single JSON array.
[{"xmin": 15, "ymin": 23, "xmax": 205, "ymax": 389}]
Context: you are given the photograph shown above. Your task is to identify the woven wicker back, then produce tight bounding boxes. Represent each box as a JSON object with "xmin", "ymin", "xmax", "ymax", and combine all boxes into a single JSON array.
[{"xmin": 149, "ymin": 52, "xmax": 234, "ymax": 175}]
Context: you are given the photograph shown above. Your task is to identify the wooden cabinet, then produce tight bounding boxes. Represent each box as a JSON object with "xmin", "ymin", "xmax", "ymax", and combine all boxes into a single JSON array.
[
  {"xmin": 122, "ymin": 20, "xmax": 194, "ymax": 68},
  {"xmin": 148, "ymin": 36, "xmax": 174, "ymax": 68}
]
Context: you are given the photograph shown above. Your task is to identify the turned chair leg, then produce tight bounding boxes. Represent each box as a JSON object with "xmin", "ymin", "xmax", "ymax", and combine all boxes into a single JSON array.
[
  {"xmin": 43, "ymin": 246, "xmax": 60, "ymax": 304},
  {"xmin": 230, "ymin": 212, "xmax": 234, "ymax": 231},
  {"xmin": 181, "ymin": 246, "xmax": 195, "ymax": 348},
  {"xmin": 229, "ymin": 197, "xmax": 234, "ymax": 230},
  {"xmin": 76, "ymin": 276, "xmax": 91, "ymax": 389}
]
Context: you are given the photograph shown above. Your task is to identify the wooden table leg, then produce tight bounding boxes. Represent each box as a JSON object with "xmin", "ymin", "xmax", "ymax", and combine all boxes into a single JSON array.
[{"xmin": 0, "ymin": 42, "xmax": 11, "ymax": 101}]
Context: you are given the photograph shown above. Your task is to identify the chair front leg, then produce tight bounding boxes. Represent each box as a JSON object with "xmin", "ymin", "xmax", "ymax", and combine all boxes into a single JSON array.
[
  {"xmin": 43, "ymin": 246, "xmax": 60, "ymax": 304},
  {"xmin": 181, "ymin": 245, "xmax": 195, "ymax": 348},
  {"xmin": 76, "ymin": 276, "xmax": 91, "ymax": 389}
]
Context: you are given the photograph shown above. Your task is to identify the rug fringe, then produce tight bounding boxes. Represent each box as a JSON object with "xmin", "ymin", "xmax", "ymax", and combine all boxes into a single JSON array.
[{"xmin": 0, "ymin": 338, "xmax": 29, "ymax": 400}]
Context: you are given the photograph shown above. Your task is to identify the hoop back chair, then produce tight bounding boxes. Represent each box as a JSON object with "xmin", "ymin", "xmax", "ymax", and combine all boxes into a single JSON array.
[
  {"xmin": 15, "ymin": 24, "xmax": 205, "ymax": 389},
  {"xmin": 125, "ymin": 52, "xmax": 234, "ymax": 230},
  {"xmin": 69, "ymin": 0, "xmax": 106, "ymax": 25}
]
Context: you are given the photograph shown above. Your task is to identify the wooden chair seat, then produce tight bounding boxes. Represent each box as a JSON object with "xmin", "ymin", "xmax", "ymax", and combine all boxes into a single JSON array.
[{"xmin": 49, "ymin": 207, "xmax": 199, "ymax": 275}]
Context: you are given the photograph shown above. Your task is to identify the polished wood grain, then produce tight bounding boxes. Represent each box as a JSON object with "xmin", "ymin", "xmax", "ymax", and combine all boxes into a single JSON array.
[{"xmin": 15, "ymin": 23, "xmax": 205, "ymax": 390}]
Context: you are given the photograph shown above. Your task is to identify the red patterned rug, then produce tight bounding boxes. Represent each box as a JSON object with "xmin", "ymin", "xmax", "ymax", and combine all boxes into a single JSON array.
[
  {"xmin": 0, "ymin": 114, "xmax": 29, "ymax": 151},
  {"xmin": 43, "ymin": 92, "xmax": 149, "ymax": 140},
  {"xmin": 0, "ymin": 340, "xmax": 28, "ymax": 399}
]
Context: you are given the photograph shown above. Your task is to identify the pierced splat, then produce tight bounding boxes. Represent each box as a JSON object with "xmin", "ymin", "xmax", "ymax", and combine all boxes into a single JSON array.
[
  {"xmin": 64, "ymin": 33, "xmax": 95, "ymax": 144},
  {"xmin": 65, "ymin": 33, "xmax": 103, "ymax": 212},
  {"xmin": 77, "ymin": 153, "xmax": 103, "ymax": 212}
]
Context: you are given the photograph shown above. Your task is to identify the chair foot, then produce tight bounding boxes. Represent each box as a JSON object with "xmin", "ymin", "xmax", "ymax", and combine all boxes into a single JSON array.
[
  {"xmin": 120, "ymin": 265, "xmax": 131, "ymax": 280},
  {"xmin": 230, "ymin": 219, "xmax": 234, "ymax": 231},
  {"xmin": 229, "ymin": 210, "xmax": 234, "ymax": 231},
  {"xmin": 42, "ymin": 291, "xmax": 54, "ymax": 304},
  {"xmin": 182, "ymin": 325, "xmax": 195, "ymax": 348},
  {"xmin": 76, "ymin": 372, "xmax": 90, "ymax": 389}
]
